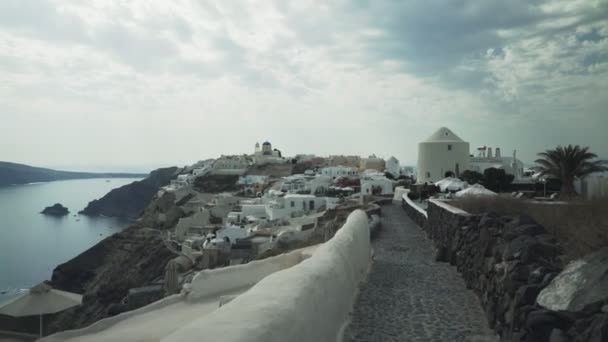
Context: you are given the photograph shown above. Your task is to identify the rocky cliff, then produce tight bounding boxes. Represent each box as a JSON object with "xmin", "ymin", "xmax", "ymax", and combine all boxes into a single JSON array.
[
  {"xmin": 45, "ymin": 190, "xmax": 188, "ymax": 334},
  {"xmin": 45, "ymin": 225, "xmax": 174, "ymax": 333},
  {"xmin": 192, "ymin": 174, "xmax": 239, "ymax": 193},
  {"xmin": 80, "ymin": 167, "xmax": 179, "ymax": 218}
]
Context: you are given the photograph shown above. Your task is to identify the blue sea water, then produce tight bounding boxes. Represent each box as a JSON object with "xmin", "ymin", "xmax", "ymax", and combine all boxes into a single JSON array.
[{"xmin": 0, "ymin": 178, "xmax": 140, "ymax": 303}]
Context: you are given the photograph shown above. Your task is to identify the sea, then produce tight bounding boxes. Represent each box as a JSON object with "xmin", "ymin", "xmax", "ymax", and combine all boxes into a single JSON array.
[{"xmin": 0, "ymin": 178, "xmax": 141, "ymax": 304}]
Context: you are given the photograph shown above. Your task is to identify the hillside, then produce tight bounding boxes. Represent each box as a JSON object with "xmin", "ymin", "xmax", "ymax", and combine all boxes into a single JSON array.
[
  {"xmin": 0, "ymin": 161, "xmax": 147, "ymax": 187},
  {"xmin": 79, "ymin": 167, "xmax": 179, "ymax": 218}
]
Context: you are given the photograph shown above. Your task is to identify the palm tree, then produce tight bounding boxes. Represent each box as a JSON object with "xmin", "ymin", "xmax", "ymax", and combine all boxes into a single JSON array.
[{"xmin": 535, "ymin": 145, "xmax": 608, "ymax": 197}]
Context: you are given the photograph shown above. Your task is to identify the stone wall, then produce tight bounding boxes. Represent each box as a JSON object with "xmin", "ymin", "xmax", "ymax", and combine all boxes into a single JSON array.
[
  {"xmin": 400, "ymin": 191, "xmax": 427, "ymax": 228},
  {"xmin": 403, "ymin": 199, "xmax": 608, "ymax": 342}
]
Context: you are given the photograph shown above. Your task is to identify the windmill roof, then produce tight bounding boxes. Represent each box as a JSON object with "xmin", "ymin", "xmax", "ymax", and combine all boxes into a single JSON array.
[{"xmin": 424, "ymin": 127, "xmax": 466, "ymax": 143}]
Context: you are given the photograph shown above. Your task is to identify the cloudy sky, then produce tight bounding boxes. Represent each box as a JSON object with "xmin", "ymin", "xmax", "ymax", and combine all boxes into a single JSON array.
[{"xmin": 1, "ymin": 0, "xmax": 607, "ymax": 172}]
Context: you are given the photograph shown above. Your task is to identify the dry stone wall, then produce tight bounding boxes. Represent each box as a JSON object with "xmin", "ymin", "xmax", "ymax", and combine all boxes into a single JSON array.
[
  {"xmin": 400, "ymin": 192, "xmax": 427, "ymax": 228},
  {"xmin": 402, "ymin": 199, "xmax": 608, "ymax": 342}
]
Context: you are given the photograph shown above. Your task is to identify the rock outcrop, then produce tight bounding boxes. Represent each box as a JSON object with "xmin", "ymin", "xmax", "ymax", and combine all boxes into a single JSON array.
[
  {"xmin": 537, "ymin": 247, "xmax": 608, "ymax": 312},
  {"xmin": 41, "ymin": 203, "xmax": 69, "ymax": 216},
  {"xmin": 80, "ymin": 167, "xmax": 179, "ymax": 218}
]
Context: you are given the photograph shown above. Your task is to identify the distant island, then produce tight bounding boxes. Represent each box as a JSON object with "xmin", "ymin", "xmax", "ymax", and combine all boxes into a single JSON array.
[
  {"xmin": 0, "ymin": 161, "xmax": 148, "ymax": 187},
  {"xmin": 41, "ymin": 203, "xmax": 70, "ymax": 216}
]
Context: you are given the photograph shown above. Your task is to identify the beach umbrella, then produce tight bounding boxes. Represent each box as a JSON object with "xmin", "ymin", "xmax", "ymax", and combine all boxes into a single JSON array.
[
  {"xmin": 164, "ymin": 260, "xmax": 179, "ymax": 295},
  {"xmin": 0, "ymin": 282, "xmax": 82, "ymax": 337}
]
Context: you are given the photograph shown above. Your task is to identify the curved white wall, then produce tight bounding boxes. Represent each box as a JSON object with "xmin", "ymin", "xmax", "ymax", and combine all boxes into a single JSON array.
[
  {"xmin": 393, "ymin": 186, "xmax": 409, "ymax": 201},
  {"xmin": 417, "ymin": 141, "xmax": 470, "ymax": 183},
  {"xmin": 185, "ymin": 250, "xmax": 304, "ymax": 302},
  {"xmin": 162, "ymin": 210, "xmax": 371, "ymax": 342}
]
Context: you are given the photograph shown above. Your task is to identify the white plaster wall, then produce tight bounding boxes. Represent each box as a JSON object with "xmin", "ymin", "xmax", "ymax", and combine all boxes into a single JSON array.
[
  {"xmin": 163, "ymin": 210, "xmax": 371, "ymax": 342},
  {"xmin": 215, "ymin": 227, "xmax": 249, "ymax": 243},
  {"xmin": 325, "ymin": 197, "xmax": 341, "ymax": 209},
  {"xmin": 402, "ymin": 191, "xmax": 428, "ymax": 218},
  {"xmin": 40, "ymin": 295, "xmax": 184, "ymax": 341},
  {"xmin": 241, "ymin": 205, "xmax": 268, "ymax": 218},
  {"xmin": 321, "ymin": 166, "xmax": 358, "ymax": 178},
  {"xmin": 41, "ymin": 246, "xmax": 320, "ymax": 342},
  {"xmin": 185, "ymin": 250, "xmax": 305, "ymax": 302},
  {"xmin": 417, "ymin": 141, "xmax": 470, "ymax": 183},
  {"xmin": 393, "ymin": 186, "xmax": 409, "ymax": 201},
  {"xmin": 361, "ymin": 179, "xmax": 394, "ymax": 195}
]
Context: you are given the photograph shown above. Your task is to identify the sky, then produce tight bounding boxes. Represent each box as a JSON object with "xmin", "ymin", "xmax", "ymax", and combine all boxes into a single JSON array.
[{"xmin": 1, "ymin": 0, "xmax": 607, "ymax": 173}]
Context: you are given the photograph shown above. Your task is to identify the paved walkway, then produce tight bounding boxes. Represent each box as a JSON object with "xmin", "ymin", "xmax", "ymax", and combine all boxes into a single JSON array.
[{"xmin": 343, "ymin": 203, "xmax": 496, "ymax": 342}]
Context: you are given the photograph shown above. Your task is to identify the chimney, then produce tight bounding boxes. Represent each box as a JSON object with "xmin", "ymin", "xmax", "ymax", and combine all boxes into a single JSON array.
[
  {"xmin": 495, "ymin": 148, "xmax": 501, "ymax": 158},
  {"xmin": 487, "ymin": 147, "xmax": 493, "ymax": 158}
]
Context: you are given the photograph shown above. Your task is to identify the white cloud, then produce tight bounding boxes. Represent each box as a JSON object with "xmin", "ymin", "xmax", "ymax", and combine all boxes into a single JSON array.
[{"xmin": 0, "ymin": 0, "xmax": 606, "ymax": 171}]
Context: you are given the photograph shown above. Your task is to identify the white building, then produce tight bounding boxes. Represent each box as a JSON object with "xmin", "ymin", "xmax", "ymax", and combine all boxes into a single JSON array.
[
  {"xmin": 361, "ymin": 174, "xmax": 394, "ymax": 195},
  {"xmin": 176, "ymin": 174, "xmax": 191, "ymax": 187},
  {"xmin": 576, "ymin": 172, "xmax": 608, "ymax": 200},
  {"xmin": 417, "ymin": 127, "xmax": 470, "ymax": 183},
  {"xmin": 469, "ymin": 148, "xmax": 525, "ymax": 180},
  {"xmin": 215, "ymin": 226, "xmax": 249, "ymax": 244},
  {"xmin": 306, "ymin": 175, "xmax": 333, "ymax": 195},
  {"xmin": 265, "ymin": 194, "xmax": 326, "ymax": 220},
  {"xmin": 320, "ymin": 166, "xmax": 358, "ymax": 179},
  {"xmin": 206, "ymin": 194, "xmax": 244, "ymax": 220},
  {"xmin": 386, "ymin": 156, "xmax": 400, "ymax": 178}
]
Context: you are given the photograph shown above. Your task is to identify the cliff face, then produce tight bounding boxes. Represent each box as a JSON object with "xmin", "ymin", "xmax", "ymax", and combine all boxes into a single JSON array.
[
  {"xmin": 80, "ymin": 167, "xmax": 179, "ymax": 218},
  {"xmin": 192, "ymin": 174, "xmax": 239, "ymax": 193},
  {"xmin": 46, "ymin": 225, "xmax": 175, "ymax": 333},
  {"xmin": 43, "ymin": 182, "xmax": 193, "ymax": 333}
]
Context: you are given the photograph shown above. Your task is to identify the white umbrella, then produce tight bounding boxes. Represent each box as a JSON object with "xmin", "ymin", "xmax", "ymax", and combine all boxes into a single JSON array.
[
  {"xmin": 455, "ymin": 184, "xmax": 497, "ymax": 197},
  {"xmin": 435, "ymin": 177, "xmax": 468, "ymax": 192},
  {"xmin": 0, "ymin": 282, "xmax": 83, "ymax": 337}
]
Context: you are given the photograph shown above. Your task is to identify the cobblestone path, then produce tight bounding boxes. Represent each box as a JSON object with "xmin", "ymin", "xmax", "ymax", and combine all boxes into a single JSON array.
[{"xmin": 343, "ymin": 203, "xmax": 496, "ymax": 342}]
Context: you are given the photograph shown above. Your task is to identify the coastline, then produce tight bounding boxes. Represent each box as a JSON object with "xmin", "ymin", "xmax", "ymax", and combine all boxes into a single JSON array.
[{"xmin": 2, "ymin": 176, "xmax": 145, "ymax": 188}]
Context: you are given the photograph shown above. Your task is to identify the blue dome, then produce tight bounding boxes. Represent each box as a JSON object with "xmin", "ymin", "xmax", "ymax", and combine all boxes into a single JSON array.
[{"xmin": 262, "ymin": 141, "xmax": 271, "ymax": 146}]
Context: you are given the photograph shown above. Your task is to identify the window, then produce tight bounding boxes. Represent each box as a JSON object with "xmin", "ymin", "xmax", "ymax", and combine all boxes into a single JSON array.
[
  {"xmin": 426, "ymin": 172, "xmax": 431, "ymax": 178},
  {"xmin": 448, "ymin": 144, "xmax": 452, "ymax": 151},
  {"xmin": 291, "ymin": 201, "xmax": 295, "ymax": 207}
]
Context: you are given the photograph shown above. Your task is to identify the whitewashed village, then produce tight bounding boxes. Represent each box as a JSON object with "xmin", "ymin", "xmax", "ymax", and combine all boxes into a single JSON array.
[
  {"xmin": 158, "ymin": 140, "xmax": 408, "ymax": 268},
  {"xmin": 2, "ymin": 128, "xmax": 607, "ymax": 342}
]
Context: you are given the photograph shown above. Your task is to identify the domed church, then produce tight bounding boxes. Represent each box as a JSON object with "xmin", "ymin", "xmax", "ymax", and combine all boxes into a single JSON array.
[{"xmin": 253, "ymin": 141, "xmax": 284, "ymax": 164}]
